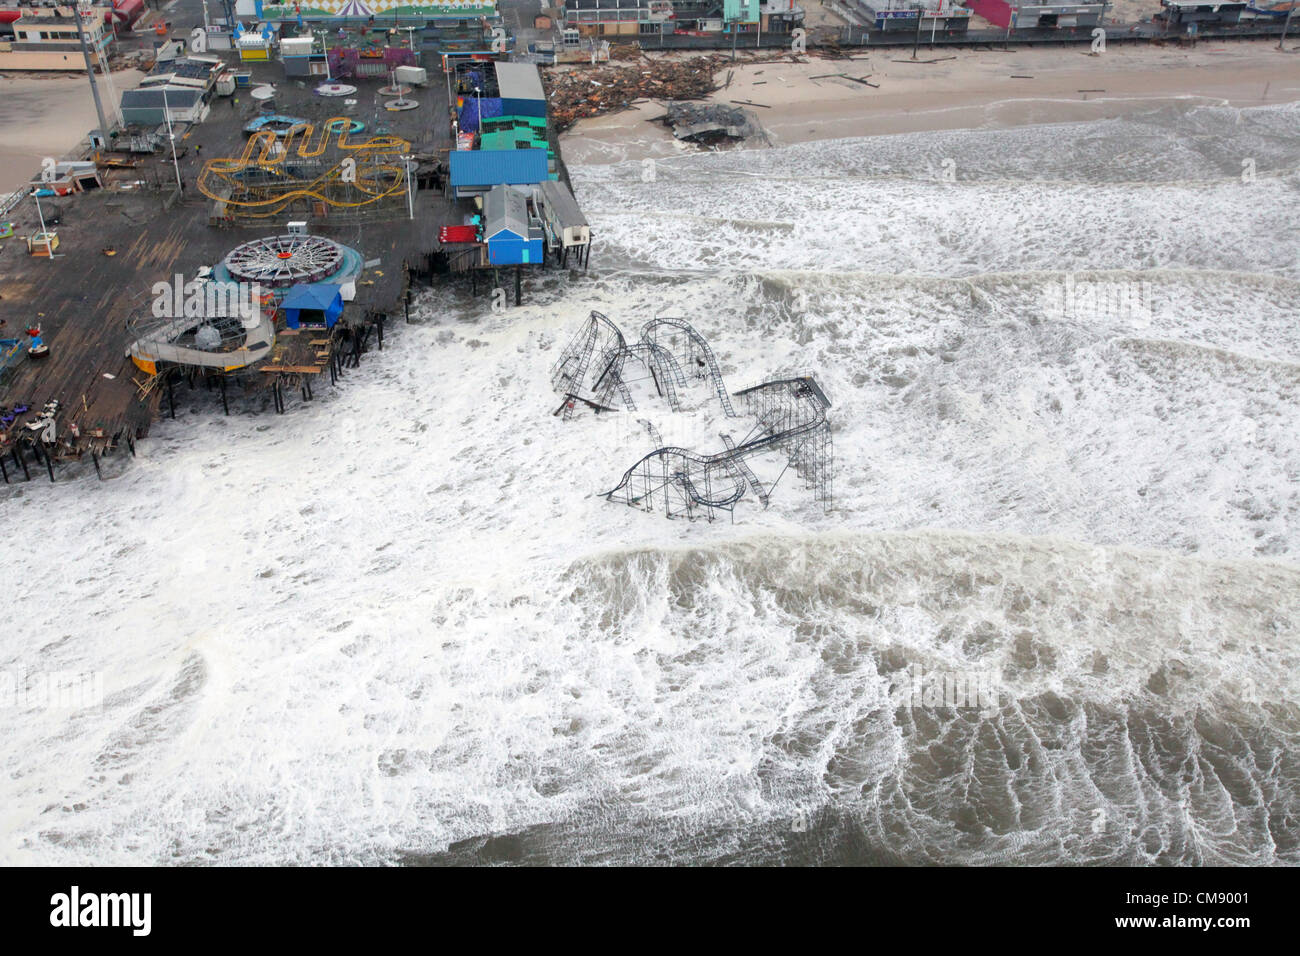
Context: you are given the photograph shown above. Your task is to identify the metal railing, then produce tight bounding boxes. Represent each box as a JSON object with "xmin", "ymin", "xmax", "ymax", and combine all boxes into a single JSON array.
[{"xmin": 0, "ymin": 186, "xmax": 30, "ymax": 220}]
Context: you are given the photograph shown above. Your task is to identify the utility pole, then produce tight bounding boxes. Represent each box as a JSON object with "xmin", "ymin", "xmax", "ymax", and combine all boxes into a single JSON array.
[
  {"xmin": 405, "ymin": 156, "xmax": 415, "ymax": 220},
  {"xmin": 162, "ymin": 87, "xmax": 183, "ymax": 193},
  {"xmin": 73, "ymin": 4, "xmax": 111, "ymax": 139},
  {"xmin": 34, "ymin": 190, "xmax": 50, "ymax": 245},
  {"xmin": 1281, "ymin": 3, "xmax": 1296, "ymax": 51}
]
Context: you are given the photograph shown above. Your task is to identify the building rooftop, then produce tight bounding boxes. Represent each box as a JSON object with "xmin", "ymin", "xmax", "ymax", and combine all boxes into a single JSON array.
[
  {"xmin": 449, "ymin": 148, "xmax": 549, "ymax": 189},
  {"xmin": 147, "ymin": 55, "xmax": 224, "ymax": 82},
  {"xmin": 484, "ymin": 184, "xmax": 530, "ymax": 239},
  {"xmin": 537, "ymin": 179, "xmax": 587, "ymax": 230},
  {"xmin": 494, "ymin": 61, "xmax": 546, "ymax": 103}
]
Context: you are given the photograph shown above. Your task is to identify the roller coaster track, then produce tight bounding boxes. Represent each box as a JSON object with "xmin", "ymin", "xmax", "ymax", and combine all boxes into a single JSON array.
[
  {"xmin": 604, "ymin": 376, "xmax": 831, "ymax": 516},
  {"xmin": 551, "ymin": 311, "xmax": 630, "ymax": 420},
  {"xmin": 642, "ymin": 317, "xmax": 737, "ymax": 417},
  {"xmin": 552, "ymin": 312, "xmax": 832, "ymax": 518},
  {"xmin": 607, "ymin": 446, "xmax": 746, "ymax": 512},
  {"xmin": 592, "ymin": 348, "xmax": 635, "ymax": 412},
  {"xmin": 721, "ymin": 433, "xmax": 769, "ymax": 507},
  {"xmin": 554, "ymin": 311, "xmax": 739, "ymax": 419},
  {"xmin": 595, "ymin": 342, "xmax": 684, "ymax": 412},
  {"xmin": 197, "ymin": 117, "xmax": 412, "ymax": 216}
]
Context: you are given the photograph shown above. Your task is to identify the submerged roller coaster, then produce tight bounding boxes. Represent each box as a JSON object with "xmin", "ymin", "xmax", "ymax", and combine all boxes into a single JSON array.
[
  {"xmin": 551, "ymin": 312, "xmax": 832, "ymax": 521},
  {"xmin": 549, "ymin": 311, "xmax": 737, "ymax": 420}
]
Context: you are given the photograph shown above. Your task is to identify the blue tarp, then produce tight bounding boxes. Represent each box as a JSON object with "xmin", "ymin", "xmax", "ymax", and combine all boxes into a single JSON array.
[
  {"xmin": 281, "ymin": 283, "xmax": 343, "ymax": 329},
  {"xmin": 457, "ymin": 96, "xmax": 503, "ymax": 134}
]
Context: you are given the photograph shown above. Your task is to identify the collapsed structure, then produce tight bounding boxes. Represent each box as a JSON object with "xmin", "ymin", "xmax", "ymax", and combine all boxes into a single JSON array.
[{"xmin": 551, "ymin": 311, "xmax": 832, "ymax": 521}]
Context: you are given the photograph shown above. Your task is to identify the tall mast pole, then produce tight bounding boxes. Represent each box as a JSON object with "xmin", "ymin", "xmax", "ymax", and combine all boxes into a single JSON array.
[{"xmin": 73, "ymin": 4, "xmax": 111, "ymax": 138}]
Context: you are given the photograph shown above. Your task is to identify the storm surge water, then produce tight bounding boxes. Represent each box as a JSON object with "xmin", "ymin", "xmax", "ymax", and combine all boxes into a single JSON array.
[{"xmin": 2, "ymin": 102, "xmax": 1298, "ymax": 865}]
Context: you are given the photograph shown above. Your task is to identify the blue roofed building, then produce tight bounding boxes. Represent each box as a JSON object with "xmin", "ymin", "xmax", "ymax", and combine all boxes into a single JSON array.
[{"xmin": 449, "ymin": 149, "xmax": 549, "ymax": 199}]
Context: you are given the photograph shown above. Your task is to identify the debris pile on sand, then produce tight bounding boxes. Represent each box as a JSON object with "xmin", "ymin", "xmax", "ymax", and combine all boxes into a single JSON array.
[{"xmin": 543, "ymin": 56, "xmax": 732, "ymax": 132}]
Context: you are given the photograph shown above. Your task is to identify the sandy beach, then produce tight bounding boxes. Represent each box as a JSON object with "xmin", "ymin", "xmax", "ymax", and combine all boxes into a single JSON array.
[
  {"xmin": 0, "ymin": 69, "xmax": 144, "ymax": 193},
  {"xmin": 561, "ymin": 40, "xmax": 1300, "ymax": 164}
]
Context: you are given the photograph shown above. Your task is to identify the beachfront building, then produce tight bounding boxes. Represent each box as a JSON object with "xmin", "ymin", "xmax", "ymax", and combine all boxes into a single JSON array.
[
  {"xmin": 1156, "ymin": 0, "xmax": 1248, "ymax": 26},
  {"xmin": 279, "ymin": 33, "xmax": 329, "ymax": 75},
  {"xmin": 562, "ymin": 0, "xmax": 664, "ymax": 36},
  {"xmin": 237, "ymin": 0, "xmax": 500, "ymax": 18},
  {"xmin": 560, "ymin": 0, "xmax": 803, "ymax": 35},
  {"xmin": 448, "ymin": 148, "xmax": 549, "ymax": 199},
  {"xmin": 118, "ymin": 55, "xmax": 224, "ymax": 126},
  {"xmin": 482, "ymin": 185, "xmax": 544, "ymax": 266},
  {"xmin": 1010, "ymin": 2, "xmax": 1105, "ymax": 27},
  {"xmin": 0, "ymin": 4, "xmax": 114, "ymax": 72},
  {"xmin": 535, "ymin": 179, "xmax": 590, "ymax": 267},
  {"xmin": 230, "ymin": 0, "xmax": 502, "ymax": 56},
  {"xmin": 757, "ymin": 0, "xmax": 807, "ymax": 34},
  {"xmin": 851, "ymin": 1, "xmax": 972, "ymax": 33}
]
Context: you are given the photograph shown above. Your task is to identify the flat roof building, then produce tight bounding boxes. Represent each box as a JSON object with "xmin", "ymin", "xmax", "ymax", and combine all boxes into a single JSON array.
[
  {"xmin": 0, "ymin": 5, "xmax": 113, "ymax": 73},
  {"xmin": 449, "ymin": 148, "xmax": 549, "ymax": 199}
]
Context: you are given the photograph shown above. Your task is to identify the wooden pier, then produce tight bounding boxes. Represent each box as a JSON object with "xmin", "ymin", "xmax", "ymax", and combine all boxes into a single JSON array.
[{"xmin": 0, "ymin": 53, "xmax": 556, "ymax": 483}]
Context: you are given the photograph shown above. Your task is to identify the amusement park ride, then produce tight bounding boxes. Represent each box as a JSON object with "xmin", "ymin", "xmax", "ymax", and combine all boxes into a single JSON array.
[
  {"xmin": 125, "ymin": 233, "xmax": 363, "ymax": 377},
  {"xmin": 197, "ymin": 115, "xmax": 414, "ymax": 222}
]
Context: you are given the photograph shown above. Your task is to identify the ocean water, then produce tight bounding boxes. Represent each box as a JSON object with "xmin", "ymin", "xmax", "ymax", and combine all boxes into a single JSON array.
[{"xmin": 3, "ymin": 102, "xmax": 1298, "ymax": 865}]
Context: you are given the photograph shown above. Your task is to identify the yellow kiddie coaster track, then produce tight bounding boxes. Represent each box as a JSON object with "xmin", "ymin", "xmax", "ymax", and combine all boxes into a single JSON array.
[{"xmin": 197, "ymin": 117, "xmax": 413, "ymax": 219}]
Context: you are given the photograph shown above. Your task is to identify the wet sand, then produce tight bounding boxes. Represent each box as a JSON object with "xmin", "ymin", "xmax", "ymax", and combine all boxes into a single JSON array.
[
  {"xmin": 561, "ymin": 40, "xmax": 1300, "ymax": 164},
  {"xmin": 0, "ymin": 70, "xmax": 144, "ymax": 193}
]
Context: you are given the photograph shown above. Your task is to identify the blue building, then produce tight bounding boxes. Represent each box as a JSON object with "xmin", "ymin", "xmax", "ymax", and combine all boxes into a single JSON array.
[
  {"xmin": 494, "ymin": 62, "xmax": 547, "ymax": 119},
  {"xmin": 483, "ymin": 186, "xmax": 544, "ymax": 266}
]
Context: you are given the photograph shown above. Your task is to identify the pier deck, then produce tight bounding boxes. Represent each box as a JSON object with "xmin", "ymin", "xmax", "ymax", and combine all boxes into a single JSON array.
[{"xmin": 0, "ymin": 55, "xmax": 463, "ymax": 477}]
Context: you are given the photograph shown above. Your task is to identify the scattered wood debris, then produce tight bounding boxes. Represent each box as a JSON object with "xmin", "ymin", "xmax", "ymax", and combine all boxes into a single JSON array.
[{"xmin": 544, "ymin": 55, "xmax": 733, "ymax": 132}]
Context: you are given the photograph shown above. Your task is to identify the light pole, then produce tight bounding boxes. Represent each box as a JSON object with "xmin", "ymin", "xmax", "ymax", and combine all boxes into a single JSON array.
[
  {"xmin": 34, "ymin": 189, "xmax": 50, "ymax": 250},
  {"xmin": 161, "ymin": 87, "xmax": 183, "ymax": 193},
  {"xmin": 405, "ymin": 156, "xmax": 415, "ymax": 220},
  {"xmin": 315, "ymin": 30, "xmax": 333, "ymax": 80},
  {"xmin": 1282, "ymin": 3, "xmax": 1295, "ymax": 51}
]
